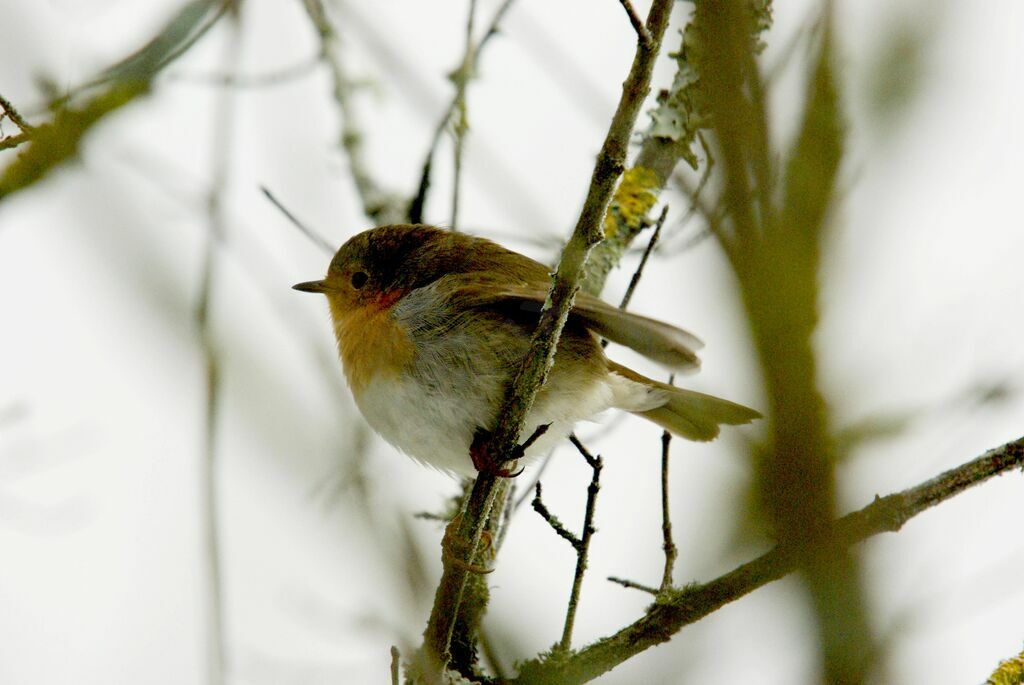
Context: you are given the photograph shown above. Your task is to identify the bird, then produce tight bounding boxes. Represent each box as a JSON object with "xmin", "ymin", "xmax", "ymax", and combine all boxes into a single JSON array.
[{"xmin": 293, "ymin": 224, "xmax": 759, "ymax": 477}]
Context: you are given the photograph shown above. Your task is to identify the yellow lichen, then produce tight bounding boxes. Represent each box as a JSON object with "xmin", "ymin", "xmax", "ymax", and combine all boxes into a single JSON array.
[{"xmin": 604, "ymin": 166, "xmax": 661, "ymax": 239}]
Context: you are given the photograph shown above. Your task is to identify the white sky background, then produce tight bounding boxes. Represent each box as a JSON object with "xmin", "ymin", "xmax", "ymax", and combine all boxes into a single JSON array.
[{"xmin": 1, "ymin": 0, "xmax": 1023, "ymax": 683}]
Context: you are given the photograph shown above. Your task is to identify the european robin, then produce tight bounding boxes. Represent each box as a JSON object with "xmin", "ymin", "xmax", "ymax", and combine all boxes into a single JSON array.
[{"xmin": 294, "ymin": 224, "xmax": 759, "ymax": 476}]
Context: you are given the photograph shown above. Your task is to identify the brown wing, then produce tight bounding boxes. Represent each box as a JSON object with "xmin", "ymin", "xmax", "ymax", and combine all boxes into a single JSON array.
[{"xmin": 436, "ymin": 273, "xmax": 704, "ymax": 372}]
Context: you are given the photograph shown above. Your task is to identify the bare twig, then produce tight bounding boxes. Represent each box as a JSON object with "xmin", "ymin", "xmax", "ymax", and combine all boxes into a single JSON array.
[
  {"xmin": 450, "ymin": 0, "xmax": 479, "ymax": 231},
  {"xmin": 559, "ymin": 436, "xmax": 603, "ymax": 652},
  {"xmin": 530, "ymin": 438, "xmax": 604, "ymax": 654},
  {"xmin": 513, "ymin": 436, "xmax": 1024, "ymax": 684},
  {"xmin": 617, "ymin": 204, "xmax": 668, "ymax": 311},
  {"xmin": 408, "ymin": 0, "xmax": 518, "ymax": 224},
  {"xmin": 259, "ymin": 186, "xmax": 335, "ymax": 255},
  {"xmin": 607, "ymin": 576, "xmax": 658, "ymax": 595},
  {"xmin": 659, "ymin": 423, "xmax": 677, "ymax": 591},
  {"xmin": 302, "ymin": 0, "xmax": 406, "ymax": 224},
  {"xmin": 0, "ymin": 92, "xmax": 34, "ymax": 133},
  {"xmin": 420, "ymin": 0, "xmax": 676, "ymax": 673},
  {"xmin": 195, "ymin": 12, "xmax": 242, "ymax": 685},
  {"xmin": 616, "ymin": 0, "xmax": 653, "ymax": 48},
  {"xmin": 532, "ymin": 483, "xmax": 580, "ymax": 549}
]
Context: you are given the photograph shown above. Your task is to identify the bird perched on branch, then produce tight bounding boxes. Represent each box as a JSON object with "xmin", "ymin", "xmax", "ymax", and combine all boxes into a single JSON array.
[{"xmin": 294, "ymin": 224, "xmax": 758, "ymax": 476}]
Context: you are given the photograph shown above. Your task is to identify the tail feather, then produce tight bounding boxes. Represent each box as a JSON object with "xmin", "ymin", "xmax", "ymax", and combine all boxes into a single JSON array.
[{"xmin": 609, "ymin": 361, "xmax": 760, "ymax": 442}]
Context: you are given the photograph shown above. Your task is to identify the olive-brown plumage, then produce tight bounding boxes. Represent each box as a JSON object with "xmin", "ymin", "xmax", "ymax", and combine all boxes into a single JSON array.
[{"xmin": 294, "ymin": 224, "xmax": 759, "ymax": 475}]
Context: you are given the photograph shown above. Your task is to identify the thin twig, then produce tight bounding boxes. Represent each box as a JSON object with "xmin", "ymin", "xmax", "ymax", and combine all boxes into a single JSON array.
[
  {"xmin": 408, "ymin": 0, "xmax": 517, "ymax": 224},
  {"xmin": 616, "ymin": 0, "xmax": 653, "ymax": 48},
  {"xmin": 607, "ymin": 576, "xmax": 658, "ymax": 595},
  {"xmin": 169, "ymin": 52, "xmax": 323, "ymax": 87},
  {"xmin": 618, "ymin": 204, "xmax": 669, "ymax": 311},
  {"xmin": 450, "ymin": 0, "xmax": 479, "ymax": 231},
  {"xmin": 302, "ymin": 0, "xmax": 406, "ymax": 224},
  {"xmin": 532, "ymin": 483, "xmax": 581, "ymax": 549},
  {"xmin": 512, "ymin": 436, "xmax": 1024, "ymax": 684},
  {"xmin": 259, "ymin": 186, "xmax": 335, "ymax": 255},
  {"xmin": 196, "ymin": 11, "xmax": 242, "ymax": 685},
  {"xmin": 659, "ymin": 421, "xmax": 677, "ymax": 591},
  {"xmin": 0, "ymin": 92, "xmax": 34, "ymax": 133},
  {"xmin": 559, "ymin": 437, "xmax": 603, "ymax": 653}
]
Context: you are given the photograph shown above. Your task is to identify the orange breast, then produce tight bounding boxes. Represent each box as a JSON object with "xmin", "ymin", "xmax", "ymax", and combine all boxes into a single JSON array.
[{"xmin": 329, "ymin": 298, "xmax": 416, "ymax": 395}]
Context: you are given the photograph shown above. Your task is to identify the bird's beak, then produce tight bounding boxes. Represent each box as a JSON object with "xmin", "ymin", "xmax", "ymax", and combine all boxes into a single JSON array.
[{"xmin": 292, "ymin": 280, "xmax": 329, "ymax": 294}]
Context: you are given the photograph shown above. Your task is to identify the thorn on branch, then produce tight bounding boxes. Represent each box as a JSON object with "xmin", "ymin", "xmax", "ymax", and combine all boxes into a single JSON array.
[{"xmin": 607, "ymin": 576, "xmax": 659, "ymax": 595}]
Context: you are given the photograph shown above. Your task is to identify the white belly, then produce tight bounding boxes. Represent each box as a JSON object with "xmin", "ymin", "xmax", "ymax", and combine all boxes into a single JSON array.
[{"xmin": 354, "ymin": 372, "xmax": 617, "ymax": 477}]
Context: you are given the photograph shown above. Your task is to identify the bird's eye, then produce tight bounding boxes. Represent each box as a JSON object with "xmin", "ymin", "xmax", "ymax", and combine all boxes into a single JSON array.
[{"xmin": 350, "ymin": 271, "xmax": 368, "ymax": 289}]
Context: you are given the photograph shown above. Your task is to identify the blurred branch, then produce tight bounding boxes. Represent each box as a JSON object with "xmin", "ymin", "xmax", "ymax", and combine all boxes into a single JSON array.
[
  {"xmin": 0, "ymin": 0, "xmax": 229, "ymax": 199},
  {"xmin": 390, "ymin": 645, "xmax": 401, "ymax": 685},
  {"xmin": 0, "ymin": 93, "xmax": 35, "ymax": 150},
  {"xmin": 450, "ymin": 0, "xmax": 480, "ymax": 231},
  {"xmin": 196, "ymin": 8, "xmax": 242, "ymax": 685},
  {"xmin": 418, "ymin": 0, "xmax": 676, "ymax": 678},
  {"xmin": 695, "ymin": 2, "xmax": 874, "ymax": 680},
  {"xmin": 169, "ymin": 52, "xmax": 323, "ymax": 87},
  {"xmin": 260, "ymin": 186, "xmax": 336, "ymax": 255},
  {"xmin": 408, "ymin": 0, "xmax": 518, "ymax": 224},
  {"xmin": 302, "ymin": 0, "xmax": 407, "ymax": 224},
  {"xmin": 514, "ymin": 436, "xmax": 1024, "ymax": 684},
  {"xmin": 0, "ymin": 93, "xmax": 34, "ymax": 134}
]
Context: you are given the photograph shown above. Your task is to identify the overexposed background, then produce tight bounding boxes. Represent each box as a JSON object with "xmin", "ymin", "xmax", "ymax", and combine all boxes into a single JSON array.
[{"xmin": 1, "ymin": 1, "xmax": 1023, "ymax": 683}]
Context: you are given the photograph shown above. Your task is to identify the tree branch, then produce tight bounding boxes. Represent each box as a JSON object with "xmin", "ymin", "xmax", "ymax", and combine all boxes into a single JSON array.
[
  {"xmin": 408, "ymin": 0, "xmax": 518, "ymax": 224},
  {"xmin": 558, "ymin": 437, "xmax": 603, "ymax": 653},
  {"xmin": 302, "ymin": 0, "xmax": 408, "ymax": 224},
  {"xmin": 418, "ymin": 0, "xmax": 677, "ymax": 675},
  {"xmin": 513, "ymin": 436, "xmax": 1024, "ymax": 684},
  {"xmin": 581, "ymin": 0, "xmax": 773, "ymax": 295}
]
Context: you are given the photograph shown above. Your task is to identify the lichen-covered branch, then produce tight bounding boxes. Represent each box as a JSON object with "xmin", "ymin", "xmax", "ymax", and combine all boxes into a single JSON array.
[
  {"xmin": 512, "ymin": 436, "xmax": 1024, "ymax": 685},
  {"xmin": 417, "ymin": 0, "xmax": 677, "ymax": 677},
  {"xmin": 581, "ymin": 0, "xmax": 773, "ymax": 295}
]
